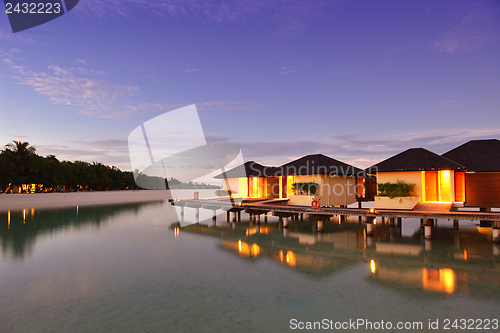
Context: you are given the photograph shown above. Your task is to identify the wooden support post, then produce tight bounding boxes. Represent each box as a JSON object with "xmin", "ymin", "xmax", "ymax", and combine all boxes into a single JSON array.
[
  {"xmin": 283, "ymin": 217, "xmax": 289, "ymax": 228},
  {"xmin": 420, "ymin": 218, "xmax": 425, "ymax": 228},
  {"xmin": 232, "ymin": 212, "xmax": 237, "ymax": 222},
  {"xmin": 283, "ymin": 228, "xmax": 288, "ymax": 237},
  {"xmin": 264, "ymin": 214, "xmax": 268, "ymax": 223},
  {"xmin": 358, "ymin": 201, "xmax": 362, "ymax": 209},
  {"xmin": 493, "ymin": 244, "xmax": 500, "ymax": 256},
  {"xmin": 226, "ymin": 211, "xmax": 230, "ymax": 223},
  {"xmin": 425, "ymin": 239, "xmax": 432, "ymax": 251},
  {"xmin": 358, "ymin": 216, "xmax": 362, "ymax": 224},
  {"xmin": 317, "ymin": 220, "xmax": 323, "ymax": 233},
  {"xmin": 238, "ymin": 211, "xmax": 241, "ymax": 222},
  {"xmin": 492, "ymin": 222, "xmax": 500, "ymax": 244},
  {"xmin": 255, "ymin": 214, "xmax": 260, "ymax": 224},
  {"xmin": 397, "ymin": 217, "xmax": 402, "ymax": 227},
  {"xmin": 453, "ymin": 219, "xmax": 459, "ymax": 230},
  {"xmin": 212, "ymin": 210, "xmax": 217, "ymax": 225},
  {"xmin": 424, "ymin": 219, "xmax": 433, "ymax": 240},
  {"xmin": 480, "ymin": 207, "xmax": 492, "ymax": 227},
  {"xmin": 389, "ymin": 217, "xmax": 395, "ymax": 227},
  {"xmin": 256, "ymin": 224, "xmax": 260, "ymax": 234},
  {"xmin": 364, "ymin": 216, "xmax": 374, "ymax": 236},
  {"xmin": 366, "ymin": 223, "xmax": 373, "ymax": 236},
  {"xmin": 340, "ymin": 215, "xmax": 346, "ymax": 223}
]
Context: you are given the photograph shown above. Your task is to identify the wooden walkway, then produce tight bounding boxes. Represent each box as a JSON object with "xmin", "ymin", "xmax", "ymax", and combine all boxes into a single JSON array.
[{"xmin": 172, "ymin": 198, "xmax": 500, "ymax": 222}]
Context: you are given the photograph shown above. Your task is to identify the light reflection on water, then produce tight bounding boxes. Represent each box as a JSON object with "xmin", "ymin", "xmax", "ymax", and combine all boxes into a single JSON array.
[{"xmin": 0, "ymin": 201, "xmax": 499, "ymax": 332}]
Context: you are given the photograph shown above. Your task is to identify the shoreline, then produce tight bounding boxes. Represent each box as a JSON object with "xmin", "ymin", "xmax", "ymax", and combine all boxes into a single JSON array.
[{"xmin": 0, "ymin": 190, "xmax": 172, "ymax": 212}]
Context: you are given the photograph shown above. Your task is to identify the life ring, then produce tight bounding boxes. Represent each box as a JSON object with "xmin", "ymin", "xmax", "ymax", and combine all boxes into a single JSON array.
[{"xmin": 311, "ymin": 199, "xmax": 321, "ymax": 210}]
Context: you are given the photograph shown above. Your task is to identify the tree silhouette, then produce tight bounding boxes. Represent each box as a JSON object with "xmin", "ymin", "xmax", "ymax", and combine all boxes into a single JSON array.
[{"xmin": 4, "ymin": 141, "xmax": 37, "ymax": 190}]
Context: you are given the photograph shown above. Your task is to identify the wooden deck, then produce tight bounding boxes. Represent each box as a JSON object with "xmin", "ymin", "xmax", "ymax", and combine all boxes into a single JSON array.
[{"xmin": 172, "ymin": 198, "xmax": 500, "ymax": 221}]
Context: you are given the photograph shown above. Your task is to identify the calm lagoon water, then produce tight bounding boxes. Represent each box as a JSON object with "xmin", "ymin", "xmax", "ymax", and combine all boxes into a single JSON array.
[{"xmin": 1, "ymin": 196, "xmax": 499, "ymax": 332}]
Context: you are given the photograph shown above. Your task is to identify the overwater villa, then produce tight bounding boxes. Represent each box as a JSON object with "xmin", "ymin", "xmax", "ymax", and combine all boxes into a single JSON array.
[
  {"xmin": 366, "ymin": 148, "xmax": 466, "ymax": 210},
  {"xmin": 215, "ymin": 154, "xmax": 371, "ymax": 207},
  {"xmin": 442, "ymin": 139, "xmax": 500, "ymax": 209},
  {"xmin": 215, "ymin": 140, "xmax": 500, "ymax": 211}
]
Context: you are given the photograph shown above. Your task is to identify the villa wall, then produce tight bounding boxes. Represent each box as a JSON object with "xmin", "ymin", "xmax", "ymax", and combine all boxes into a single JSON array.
[
  {"xmin": 377, "ymin": 171, "xmax": 423, "ymax": 198},
  {"xmin": 288, "ymin": 175, "xmax": 357, "ymax": 207}
]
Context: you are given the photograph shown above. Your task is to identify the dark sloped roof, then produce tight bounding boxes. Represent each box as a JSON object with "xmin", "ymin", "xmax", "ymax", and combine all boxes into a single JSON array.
[
  {"xmin": 214, "ymin": 161, "xmax": 276, "ymax": 179},
  {"xmin": 367, "ymin": 148, "xmax": 465, "ymax": 173},
  {"xmin": 275, "ymin": 154, "xmax": 363, "ymax": 176},
  {"xmin": 442, "ymin": 139, "xmax": 500, "ymax": 172}
]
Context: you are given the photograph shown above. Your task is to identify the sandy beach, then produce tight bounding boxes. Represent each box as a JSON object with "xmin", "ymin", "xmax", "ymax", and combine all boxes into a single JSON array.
[{"xmin": 0, "ymin": 190, "xmax": 171, "ymax": 212}]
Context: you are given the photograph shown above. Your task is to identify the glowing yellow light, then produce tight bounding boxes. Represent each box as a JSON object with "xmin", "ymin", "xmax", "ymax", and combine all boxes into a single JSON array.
[
  {"xmin": 23, "ymin": 209, "xmax": 25, "ymax": 223},
  {"xmin": 251, "ymin": 244, "xmax": 260, "ymax": 257},
  {"xmin": 441, "ymin": 269, "xmax": 455, "ymax": 294},
  {"xmin": 443, "ymin": 170, "xmax": 450, "ymax": 181},
  {"xmin": 285, "ymin": 251, "xmax": 296, "ymax": 267},
  {"xmin": 31, "ymin": 208, "xmax": 35, "ymax": 217},
  {"xmin": 279, "ymin": 250, "xmax": 284, "ymax": 263},
  {"xmin": 423, "ymin": 268, "xmax": 455, "ymax": 294},
  {"xmin": 463, "ymin": 249, "xmax": 468, "ymax": 261},
  {"xmin": 76, "ymin": 206, "xmax": 79, "ymax": 215},
  {"xmin": 7, "ymin": 210, "xmax": 10, "ymax": 228},
  {"xmin": 370, "ymin": 260, "xmax": 376, "ymax": 273},
  {"xmin": 174, "ymin": 227, "xmax": 179, "ymax": 238}
]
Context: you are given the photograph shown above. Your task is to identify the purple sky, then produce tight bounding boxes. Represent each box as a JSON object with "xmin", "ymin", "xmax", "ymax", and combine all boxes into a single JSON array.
[{"xmin": 1, "ymin": 0, "xmax": 499, "ymax": 173}]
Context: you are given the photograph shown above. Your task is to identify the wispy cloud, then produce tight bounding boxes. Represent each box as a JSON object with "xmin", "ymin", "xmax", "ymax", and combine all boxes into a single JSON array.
[
  {"xmin": 4, "ymin": 56, "xmax": 263, "ymax": 119},
  {"xmin": 235, "ymin": 129, "xmax": 500, "ymax": 168},
  {"xmin": 280, "ymin": 66, "xmax": 297, "ymax": 75},
  {"xmin": 132, "ymin": 101, "xmax": 263, "ymax": 113},
  {"xmin": 75, "ymin": 0, "xmax": 332, "ymax": 37},
  {"xmin": 4, "ymin": 59, "xmax": 139, "ymax": 118},
  {"xmin": 36, "ymin": 139, "xmax": 132, "ymax": 169},
  {"xmin": 433, "ymin": 3, "xmax": 499, "ymax": 53}
]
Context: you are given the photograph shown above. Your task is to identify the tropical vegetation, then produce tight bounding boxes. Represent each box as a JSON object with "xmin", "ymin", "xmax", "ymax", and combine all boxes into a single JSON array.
[
  {"xmin": 0, "ymin": 141, "xmax": 220, "ymax": 193},
  {"xmin": 377, "ymin": 179, "xmax": 416, "ymax": 198},
  {"xmin": 292, "ymin": 181, "xmax": 318, "ymax": 196}
]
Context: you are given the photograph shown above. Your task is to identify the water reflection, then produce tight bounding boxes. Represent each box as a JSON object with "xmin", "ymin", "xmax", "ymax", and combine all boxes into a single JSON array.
[
  {"xmin": 176, "ymin": 216, "xmax": 500, "ymax": 300},
  {"xmin": 0, "ymin": 201, "xmax": 162, "ymax": 260}
]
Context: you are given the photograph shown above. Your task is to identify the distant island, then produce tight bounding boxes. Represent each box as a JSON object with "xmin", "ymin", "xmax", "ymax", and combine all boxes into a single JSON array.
[{"xmin": 0, "ymin": 141, "xmax": 221, "ymax": 194}]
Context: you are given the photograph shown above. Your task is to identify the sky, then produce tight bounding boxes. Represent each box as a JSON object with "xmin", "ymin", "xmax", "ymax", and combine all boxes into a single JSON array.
[{"xmin": 1, "ymin": 0, "xmax": 499, "ymax": 177}]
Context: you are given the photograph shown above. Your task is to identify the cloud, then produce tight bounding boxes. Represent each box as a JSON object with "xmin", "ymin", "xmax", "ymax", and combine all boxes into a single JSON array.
[
  {"xmin": 4, "ymin": 59, "xmax": 140, "ymax": 118},
  {"xmin": 35, "ymin": 139, "xmax": 133, "ymax": 170},
  {"xmin": 234, "ymin": 129, "xmax": 500, "ymax": 168},
  {"xmin": 74, "ymin": 59, "xmax": 86, "ymax": 64},
  {"xmin": 75, "ymin": 0, "xmax": 333, "ymax": 37},
  {"xmin": 280, "ymin": 66, "xmax": 297, "ymax": 75},
  {"xmin": 433, "ymin": 3, "xmax": 499, "ymax": 53},
  {"xmin": 3, "ymin": 57, "xmax": 262, "ymax": 119}
]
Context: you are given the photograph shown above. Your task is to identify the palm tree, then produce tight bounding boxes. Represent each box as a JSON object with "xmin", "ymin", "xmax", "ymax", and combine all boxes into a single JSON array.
[{"xmin": 4, "ymin": 140, "xmax": 37, "ymax": 192}]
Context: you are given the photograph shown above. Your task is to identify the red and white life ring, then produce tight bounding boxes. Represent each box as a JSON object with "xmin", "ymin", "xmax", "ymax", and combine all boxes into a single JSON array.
[{"xmin": 311, "ymin": 199, "xmax": 321, "ymax": 210}]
